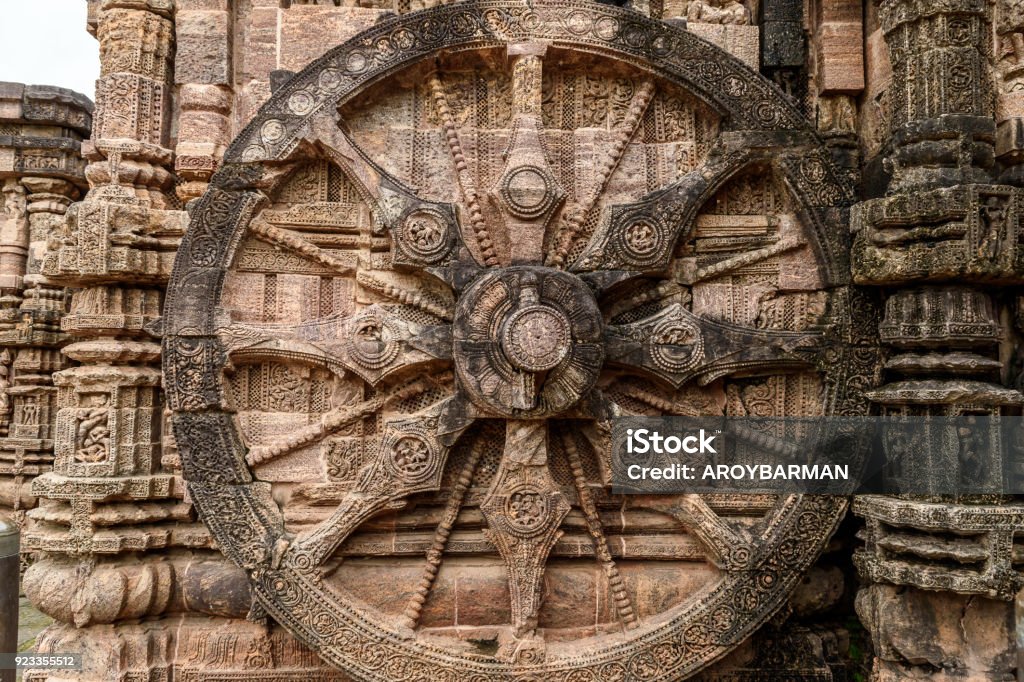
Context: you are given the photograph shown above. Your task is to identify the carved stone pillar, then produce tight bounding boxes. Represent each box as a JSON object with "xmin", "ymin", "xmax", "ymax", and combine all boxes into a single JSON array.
[
  {"xmin": 0, "ymin": 84, "xmax": 91, "ymax": 524},
  {"xmin": 86, "ymin": 0, "xmax": 175, "ymax": 208},
  {"xmin": 995, "ymin": 0, "xmax": 1024, "ymax": 184},
  {"xmin": 19, "ymin": 3, "xmax": 212, "ymax": 681},
  {"xmin": 851, "ymin": 1, "xmax": 1024, "ymax": 680},
  {"xmin": 762, "ymin": 0, "xmax": 808, "ymax": 110},
  {"xmin": 812, "ymin": 0, "xmax": 865, "ymax": 186},
  {"xmin": 174, "ymin": 0, "xmax": 234, "ymax": 203},
  {"xmin": 881, "ymin": 0, "xmax": 995, "ymax": 191}
]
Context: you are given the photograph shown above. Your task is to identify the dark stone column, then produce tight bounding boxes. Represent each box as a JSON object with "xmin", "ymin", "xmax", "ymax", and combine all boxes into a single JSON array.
[{"xmin": 851, "ymin": 1, "xmax": 1024, "ymax": 680}]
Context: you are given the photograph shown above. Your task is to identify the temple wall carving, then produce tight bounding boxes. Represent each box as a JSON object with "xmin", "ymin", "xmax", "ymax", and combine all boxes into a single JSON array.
[
  {"xmin": 0, "ymin": 83, "xmax": 91, "ymax": 533},
  {"xmin": 0, "ymin": 0, "xmax": 1022, "ymax": 680}
]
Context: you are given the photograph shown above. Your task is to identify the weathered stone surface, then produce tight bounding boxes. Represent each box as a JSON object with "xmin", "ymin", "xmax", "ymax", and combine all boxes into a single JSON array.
[
  {"xmin": 857, "ymin": 584, "xmax": 1017, "ymax": 681},
  {"xmin": 789, "ymin": 565, "xmax": 845, "ymax": 617},
  {"xmin": 688, "ymin": 23, "xmax": 760, "ymax": 68},
  {"xmin": 3, "ymin": 0, "xmax": 1023, "ymax": 680},
  {"xmin": 174, "ymin": 9, "xmax": 231, "ymax": 85},
  {"xmin": 156, "ymin": 3, "xmax": 870, "ymax": 679},
  {"xmin": 850, "ymin": 2, "xmax": 1024, "ymax": 680}
]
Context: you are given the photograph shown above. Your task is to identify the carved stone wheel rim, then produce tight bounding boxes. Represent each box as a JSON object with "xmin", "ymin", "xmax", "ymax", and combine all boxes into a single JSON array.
[{"xmin": 163, "ymin": 2, "xmax": 872, "ymax": 680}]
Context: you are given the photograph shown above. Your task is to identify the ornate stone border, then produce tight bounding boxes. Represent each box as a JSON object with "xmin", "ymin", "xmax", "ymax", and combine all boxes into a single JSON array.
[{"xmin": 164, "ymin": 2, "xmax": 867, "ymax": 679}]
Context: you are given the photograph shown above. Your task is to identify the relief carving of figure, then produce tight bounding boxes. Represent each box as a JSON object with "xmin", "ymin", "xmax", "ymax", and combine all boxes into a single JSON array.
[
  {"xmin": 21, "ymin": 400, "xmax": 38, "ymax": 427},
  {"xmin": 0, "ymin": 349, "xmax": 12, "ymax": 425},
  {"xmin": 979, "ymin": 195, "xmax": 1008, "ymax": 260},
  {"xmin": 75, "ymin": 406, "xmax": 111, "ymax": 463},
  {"xmin": 2, "ymin": 179, "xmax": 27, "ymax": 221},
  {"xmin": 817, "ymin": 95, "xmax": 858, "ymax": 134},
  {"xmin": 1, "ymin": 181, "xmax": 28, "ymax": 288},
  {"xmin": 268, "ymin": 365, "xmax": 309, "ymax": 411},
  {"xmin": 687, "ymin": 0, "xmax": 750, "ymax": 25}
]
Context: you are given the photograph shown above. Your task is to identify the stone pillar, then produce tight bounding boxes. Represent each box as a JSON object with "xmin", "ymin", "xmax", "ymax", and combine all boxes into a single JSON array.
[
  {"xmin": 174, "ymin": 0, "xmax": 233, "ymax": 203},
  {"xmin": 20, "ymin": 4, "xmax": 333, "ymax": 680},
  {"xmin": 881, "ymin": 0, "xmax": 995, "ymax": 191},
  {"xmin": 851, "ymin": 0, "xmax": 1024, "ymax": 679},
  {"xmin": 21, "ymin": 2, "xmax": 203, "ymax": 680},
  {"xmin": 995, "ymin": 0, "xmax": 1024, "ymax": 184},
  {"xmin": 85, "ymin": 0, "xmax": 175, "ymax": 208},
  {"xmin": 812, "ymin": 0, "xmax": 864, "ymax": 186},
  {"xmin": 762, "ymin": 0, "xmax": 809, "ymax": 110},
  {"xmin": 0, "ymin": 84, "xmax": 91, "ymax": 525}
]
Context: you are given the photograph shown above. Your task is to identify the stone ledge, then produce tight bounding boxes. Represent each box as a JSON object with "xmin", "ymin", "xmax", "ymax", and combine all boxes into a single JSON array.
[{"xmin": 0, "ymin": 82, "xmax": 93, "ymax": 136}]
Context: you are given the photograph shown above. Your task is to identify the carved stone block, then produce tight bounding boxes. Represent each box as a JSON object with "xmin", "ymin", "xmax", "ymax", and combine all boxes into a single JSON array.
[
  {"xmin": 852, "ymin": 185, "xmax": 1024, "ymax": 283},
  {"xmin": 688, "ymin": 23, "xmax": 760, "ymax": 68},
  {"xmin": 92, "ymin": 74, "xmax": 170, "ymax": 148},
  {"xmin": 175, "ymin": 10, "xmax": 232, "ymax": 86},
  {"xmin": 815, "ymin": 20, "xmax": 865, "ymax": 94},
  {"xmin": 43, "ymin": 200, "xmax": 186, "ymax": 283},
  {"xmin": 857, "ymin": 583, "xmax": 1017, "ymax": 680},
  {"xmin": 762, "ymin": 20, "xmax": 806, "ymax": 68}
]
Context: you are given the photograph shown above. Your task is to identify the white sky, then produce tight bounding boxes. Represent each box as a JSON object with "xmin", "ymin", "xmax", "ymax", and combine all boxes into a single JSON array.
[{"xmin": 0, "ymin": 0, "xmax": 100, "ymax": 101}]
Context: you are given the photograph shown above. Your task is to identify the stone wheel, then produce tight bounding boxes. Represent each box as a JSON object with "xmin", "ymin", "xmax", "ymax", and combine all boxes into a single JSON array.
[{"xmin": 164, "ymin": 2, "xmax": 876, "ymax": 679}]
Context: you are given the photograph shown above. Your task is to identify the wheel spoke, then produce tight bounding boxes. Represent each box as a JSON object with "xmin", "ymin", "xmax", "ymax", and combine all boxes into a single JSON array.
[
  {"xmin": 429, "ymin": 73, "xmax": 500, "ymax": 267},
  {"xmin": 561, "ymin": 430, "xmax": 638, "ymax": 629},
  {"xmin": 219, "ymin": 303, "xmax": 451, "ymax": 389},
  {"xmin": 249, "ymin": 218, "xmax": 356, "ymax": 277},
  {"xmin": 246, "ymin": 371, "xmax": 451, "ymax": 466},
  {"xmin": 307, "ymin": 110, "xmax": 463, "ymax": 268},
  {"xmin": 572, "ymin": 149, "xmax": 753, "ymax": 273},
  {"xmin": 689, "ymin": 234, "xmax": 805, "ymax": 284},
  {"xmin": 285, "ymin": 395, "xmax": 471, "ymax": 568},
  {"xmin": 640, "ymin": 494, "xmax": 755, "ymax": 571},
  {"xmin": 305, "ymin": 110, "xmax": 394, "ymax": 211},
  {"xmin": 480, "ymin": 421, "xmax": 570, "ymax": 643},
  {"xmin": 399, "ymin": 429, "xmax": 485, "ymax": 631},
  {"xmin": 355, "ymin": 270, "xmax": 454, "ymax": 321},
  {"xmin": 604, "ymin": 302, "xmax": 823, "ymax": 388},
  {"xmin": 487, "ymin": 44, "xmax": 566, "ymax": 265},
  {"xmin": 548, "ymin": 79, "xmax": 656, "ymax": 269}
]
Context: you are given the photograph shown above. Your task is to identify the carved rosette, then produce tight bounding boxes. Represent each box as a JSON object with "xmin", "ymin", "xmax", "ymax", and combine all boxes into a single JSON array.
[{"xmin": 164, "ymin": 2, "xmax": 868, "ymax": 680}]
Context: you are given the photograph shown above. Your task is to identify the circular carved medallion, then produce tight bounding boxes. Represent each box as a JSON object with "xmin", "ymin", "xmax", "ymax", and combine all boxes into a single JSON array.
[
  {"xmin": 453, "ymin": 267, "xmax": 603, "ymax": 418},
  {"xmin": 501, "ymin": 166, "xmax": 555, "ymax": 219},
  {"xmin": 651, "ymin": 316, "xmax": 704, "ymax": 372},
  {"xmin": 505, "ymin": 486, "xmax": 549, "ymax": 534},
  {"xmin": 502, "ymin": 305, "xmax": 571, "ymax": 372},
  {"xmin": 346, "ymin": 312, "xmax": 399, "ymax": 369},
  {"xmin": 386, "ymin": 434, "xmax": 435, "ymax": 484},
  {"xmin": 618, "ymin": 217, "xmax": 665, "ymax": 263},
  {"xmin": 400, "ymin": 209, "xmax": 450, "ymax": 262}
]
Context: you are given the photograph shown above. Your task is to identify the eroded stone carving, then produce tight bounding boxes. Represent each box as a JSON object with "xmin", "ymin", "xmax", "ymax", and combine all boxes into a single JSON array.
[
  {"xmin": 10, "ymin": 0, "xmax": 1022, "ymax": 679},
  {"xmin": 0, "ymin": 84, "xmax": 90, "ymax": 518},
  {"xmin": 162, "ymin": 4, "xmax": 868, "ymax": 681},
  {"xmin": 687, "ymin": 0, "xmax": 750, "ymax": 24},
  {"xmin": 850, "ymin": 1, "xmax": 1024, "ymax": 680}
]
